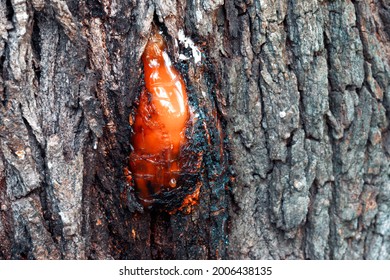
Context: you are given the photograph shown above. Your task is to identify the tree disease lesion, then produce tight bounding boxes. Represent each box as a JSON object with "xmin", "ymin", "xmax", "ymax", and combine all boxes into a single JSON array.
[{"xmin": 120, "ymin": 17, "xmax": 229, "ymax": 258}]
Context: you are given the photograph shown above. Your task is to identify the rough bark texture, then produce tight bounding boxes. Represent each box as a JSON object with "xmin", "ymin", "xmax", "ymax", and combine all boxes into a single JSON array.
[{"xmin": 0, "ymin": 0, "xmax": 389, "ymax": 260}]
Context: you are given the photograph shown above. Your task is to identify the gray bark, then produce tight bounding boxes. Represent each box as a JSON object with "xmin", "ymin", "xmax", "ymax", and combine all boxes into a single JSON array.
[{"xmin": 0, "ymin": 0, "xmax": 389, "ymax": 259}]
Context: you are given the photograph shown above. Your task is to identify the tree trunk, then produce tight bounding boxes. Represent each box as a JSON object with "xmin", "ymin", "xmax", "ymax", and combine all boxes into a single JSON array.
[{"xmin": 0, "ymin": 0, "xmax": 389, "ymax": 260}]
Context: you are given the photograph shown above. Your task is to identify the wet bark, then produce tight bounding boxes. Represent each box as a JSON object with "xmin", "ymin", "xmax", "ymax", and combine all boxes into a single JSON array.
[{"xmin": 0, "ymin": 0, "xmax": 389, "ymax": 259}]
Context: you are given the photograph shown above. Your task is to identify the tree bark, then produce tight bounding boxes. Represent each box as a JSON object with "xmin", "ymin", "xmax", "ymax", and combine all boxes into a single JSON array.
[{"xmin": 0, "ymin": 0, "xmax": 389, "ymax": 260}]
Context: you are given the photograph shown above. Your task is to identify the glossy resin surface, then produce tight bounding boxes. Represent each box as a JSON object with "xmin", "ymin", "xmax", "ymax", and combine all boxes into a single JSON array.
[{"xmin": 129, "ymin": 32, "xmax": 190, "ymax": 207}]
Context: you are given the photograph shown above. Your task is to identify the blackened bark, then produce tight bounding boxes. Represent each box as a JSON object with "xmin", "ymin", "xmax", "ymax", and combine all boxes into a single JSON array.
[{"xmin": 0, "ymin": 0, "xmax": 389, "ymax": 260}]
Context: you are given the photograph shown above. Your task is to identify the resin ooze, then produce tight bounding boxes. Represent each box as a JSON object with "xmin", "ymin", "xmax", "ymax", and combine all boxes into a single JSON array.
[{"xmin": 129, "ymin": 32, "xmax": 201, "ymax": 212}]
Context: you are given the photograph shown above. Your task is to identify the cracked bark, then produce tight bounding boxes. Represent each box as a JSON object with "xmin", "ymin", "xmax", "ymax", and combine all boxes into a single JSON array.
[{"xmin": 0, "ymin": 0, "xmax": 389, "ymax": 260}]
